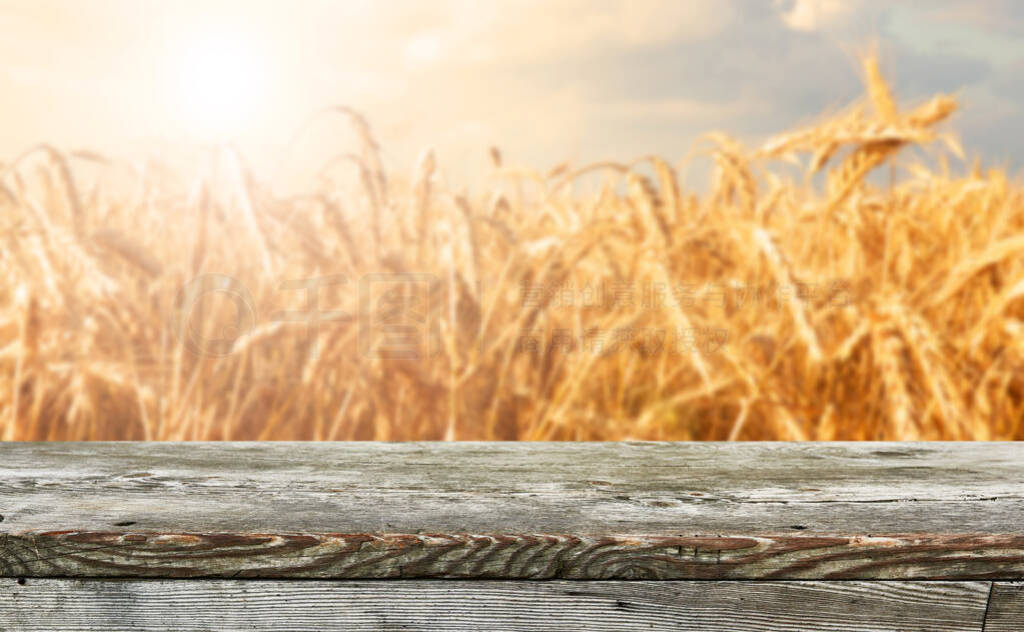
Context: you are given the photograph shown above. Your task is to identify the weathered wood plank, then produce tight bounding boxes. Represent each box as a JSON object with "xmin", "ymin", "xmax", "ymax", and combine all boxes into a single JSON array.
[
  {"xmin": 983, "ymin": 582, "xmax": 1024, "ymax": 631},
  {"xmin": 6, "ymin": 531, "xmax": 1024, "ymax": 580},
  {"xmin": 0, "ymin": 579, "xmax": 992, "ymax": 632},
  {"xmin": 2, "ymin": 442, "xmax": 1023, "ymax": 579}
]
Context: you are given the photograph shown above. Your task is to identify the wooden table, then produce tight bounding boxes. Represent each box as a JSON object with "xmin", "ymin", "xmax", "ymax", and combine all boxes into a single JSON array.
[{"xmin": 1, "ymin": 442, "xmax": 1022, "ymax": 630}]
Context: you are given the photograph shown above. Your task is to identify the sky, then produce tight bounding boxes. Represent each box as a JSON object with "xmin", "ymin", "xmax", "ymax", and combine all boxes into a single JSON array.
[{"xmin": 1, "ymin": 0, "xmax": 1023, "ymax": 187}]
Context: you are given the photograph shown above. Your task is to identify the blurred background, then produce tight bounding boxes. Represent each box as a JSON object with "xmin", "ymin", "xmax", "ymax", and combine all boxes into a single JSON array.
[{"xmin": 3, "ymin": 1, "xmax": 1023, "ymax": 441}]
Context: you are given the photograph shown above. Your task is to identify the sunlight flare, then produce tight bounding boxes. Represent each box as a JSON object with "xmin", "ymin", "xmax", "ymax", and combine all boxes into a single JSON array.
[{"xmin": 173, "ymin": 30, "xmax": 269, "ymax": 139}]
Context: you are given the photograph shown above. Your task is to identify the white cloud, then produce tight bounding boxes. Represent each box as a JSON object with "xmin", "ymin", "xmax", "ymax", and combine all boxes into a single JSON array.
[{"xmin": 774, "ymin": 0, "xmax": 861, "ymax": 32}]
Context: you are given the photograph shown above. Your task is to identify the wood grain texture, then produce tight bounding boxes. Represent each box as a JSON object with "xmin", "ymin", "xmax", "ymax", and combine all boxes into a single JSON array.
[
  {"xmin": 2, "ymin": 442, "xmax": 1023, "ymax": 579},
  {"xmin": 983, "ymin": 583, "xmax": 1024, "ymax": 631},
  {"xmin": 0, "ymin": 579, "xmax": 993, "ymax": 632}
]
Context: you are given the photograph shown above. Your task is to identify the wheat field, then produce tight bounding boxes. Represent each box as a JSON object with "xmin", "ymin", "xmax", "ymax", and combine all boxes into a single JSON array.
[{"xmin": 1, "ymin": 57, "xmax": 1022, "ymax": 441}]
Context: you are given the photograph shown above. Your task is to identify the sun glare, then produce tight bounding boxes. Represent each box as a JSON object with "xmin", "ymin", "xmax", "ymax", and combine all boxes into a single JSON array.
[{"xmin": 173, "ymin": 31, "xmax": 268, "ymax": 140}]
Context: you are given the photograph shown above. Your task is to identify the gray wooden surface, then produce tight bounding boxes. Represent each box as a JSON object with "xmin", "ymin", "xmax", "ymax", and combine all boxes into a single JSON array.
[
  {"xmin": 2, "ymin": 442, "xmax": 1024, "ymax": 580},
  {"xmin": 985, "ymin": 583, "xmax": 1024, "ymax": 631},
  {"xmin": 0, "ymin": 578, "xmax": 996, "ymax": 632}
]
